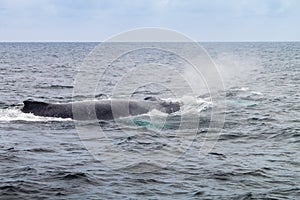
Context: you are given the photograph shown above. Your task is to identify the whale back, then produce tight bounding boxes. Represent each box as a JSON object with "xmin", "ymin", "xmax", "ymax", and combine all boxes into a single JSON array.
[
  {"xmin": 21, "ymin": 98, "xmax": 180, "ymax": 120},
  {"xmin": 22, "ymin": 100, "xmax": 73, "ymax": 118},
  {"xmin": 22, "ymin": 100, "xmax": 47, "ymax": 112}
]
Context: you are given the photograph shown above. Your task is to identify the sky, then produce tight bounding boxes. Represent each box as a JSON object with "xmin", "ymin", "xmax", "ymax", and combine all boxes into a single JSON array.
[{"xmin": 0, "ymin": 0, "xmax": 299, "ymax": 42}]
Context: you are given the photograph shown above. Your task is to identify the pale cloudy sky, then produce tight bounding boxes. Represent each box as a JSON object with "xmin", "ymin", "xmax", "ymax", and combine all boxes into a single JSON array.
[{"xmin": 0, "ymin": 0, "xmax": 299, "ymax": 41}]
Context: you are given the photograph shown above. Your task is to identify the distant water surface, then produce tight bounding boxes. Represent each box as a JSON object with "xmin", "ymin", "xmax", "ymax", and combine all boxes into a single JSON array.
[{"xmin": 0, "ymin": 42, "xmax": 299, "ymax": 199}]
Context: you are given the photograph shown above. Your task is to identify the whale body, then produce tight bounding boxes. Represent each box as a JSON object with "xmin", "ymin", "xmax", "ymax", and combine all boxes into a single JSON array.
[{"xmin": 21, "ymin": 97, "xmax": 180, "ymax": 120}]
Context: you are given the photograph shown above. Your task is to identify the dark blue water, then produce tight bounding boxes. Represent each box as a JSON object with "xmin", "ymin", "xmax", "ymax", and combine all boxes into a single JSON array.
[{"xmin": 0, "ymin": 42, "xmax": 299, "ymax": 199}]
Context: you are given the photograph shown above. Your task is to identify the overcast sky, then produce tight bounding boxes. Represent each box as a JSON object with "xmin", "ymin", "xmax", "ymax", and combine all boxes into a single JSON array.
[{"xmin": 0, "ymin": 0, "xmax": 299, "ymax": 42}]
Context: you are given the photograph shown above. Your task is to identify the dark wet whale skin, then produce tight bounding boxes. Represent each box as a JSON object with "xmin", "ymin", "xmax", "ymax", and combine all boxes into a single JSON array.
[{"xmin": 21, "ymin": 98, "xmax": 180, "ymax": 120}]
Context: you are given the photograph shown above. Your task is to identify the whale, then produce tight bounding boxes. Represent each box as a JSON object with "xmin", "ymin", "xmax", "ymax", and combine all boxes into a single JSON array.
[{"xmin": 21, "ymin": 97, "xmax": 180, "ymax": 120}]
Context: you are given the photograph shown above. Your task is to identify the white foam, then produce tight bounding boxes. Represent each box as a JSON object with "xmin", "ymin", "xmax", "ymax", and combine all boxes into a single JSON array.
[
  {"xmin": 240, "ymin": 87, "xmax": 250, "ymax": 91},
  {"xmin": 178, "ymin": 95, "xmax": 212, "ymax": 114},
  {"xmin": 251, "ymin": 91, "xmax": 262, "ymax": 95},
  {"xmin": 148, "ymin": 109, "xmax": 168, "ymax": 117},
  {"xmin": 0, "ymin": 108, "xmax": 72, "ymax": 122}
]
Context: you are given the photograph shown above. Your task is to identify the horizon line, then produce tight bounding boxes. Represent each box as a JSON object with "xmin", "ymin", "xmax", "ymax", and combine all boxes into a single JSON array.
[{"xmin": 0, "ymin": 40, "xmax": 300, "ymax": 43}]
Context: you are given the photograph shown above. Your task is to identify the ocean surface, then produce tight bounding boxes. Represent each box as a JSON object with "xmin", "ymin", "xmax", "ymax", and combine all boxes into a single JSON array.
[{"xmin": 0, "ymin": 42, "xmax": 299, "ymax": 199}]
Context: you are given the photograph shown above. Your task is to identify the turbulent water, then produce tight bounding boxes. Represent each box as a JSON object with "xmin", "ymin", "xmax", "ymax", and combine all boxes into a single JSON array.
[{"xmin": 0, "ymin": 42, "xmax": 299, "ymax": 199}]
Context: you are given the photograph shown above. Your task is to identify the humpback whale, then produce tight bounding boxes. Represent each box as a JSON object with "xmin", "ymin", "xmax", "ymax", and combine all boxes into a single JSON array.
[{"xmin": 21, "ymin": 97, "xmax": 180, "ymax": 120}]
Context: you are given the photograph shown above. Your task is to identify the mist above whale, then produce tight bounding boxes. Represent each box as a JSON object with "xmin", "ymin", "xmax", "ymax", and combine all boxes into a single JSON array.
[{"xmin": 21, "ymin": 97, "xmax": 180, "ymax": 120}]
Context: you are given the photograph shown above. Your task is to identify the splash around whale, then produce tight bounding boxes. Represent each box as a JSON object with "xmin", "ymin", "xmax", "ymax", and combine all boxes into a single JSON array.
[{"xmin": 21, "ymin": 97, "xmax": 180, "ymax": 120}]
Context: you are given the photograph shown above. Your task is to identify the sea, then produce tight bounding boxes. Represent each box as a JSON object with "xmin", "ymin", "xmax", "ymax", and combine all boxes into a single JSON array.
[{"xmin": 0, "ymin": 42, "xmax": 299, "ymax": 199}]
